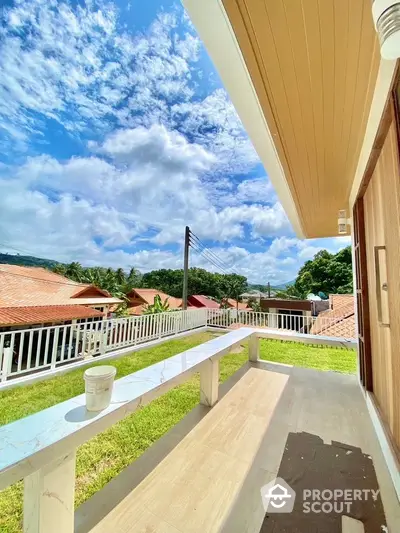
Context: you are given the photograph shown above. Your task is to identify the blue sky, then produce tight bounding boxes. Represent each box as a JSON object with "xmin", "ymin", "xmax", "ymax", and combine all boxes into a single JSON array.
[{"xmin": 0, "ymin": 0, "xmax": 350, "ymax": 283}]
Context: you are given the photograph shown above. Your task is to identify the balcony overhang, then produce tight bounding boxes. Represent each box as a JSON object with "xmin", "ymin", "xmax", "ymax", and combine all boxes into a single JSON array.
[{"xmin": 183, "ymin": 0, "xmax": 383, "ymax": 238}]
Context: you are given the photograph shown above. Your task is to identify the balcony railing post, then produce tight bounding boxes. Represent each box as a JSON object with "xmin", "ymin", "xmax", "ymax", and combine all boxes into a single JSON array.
[
  {"xmin": 248, "ymin": 334, "xmax": 260, "ymax": 362},
  {"xmin": 50, "ymin": 328, "xmax": 59, "ymax": 370},
  {"xmin": 100, "ymin": 320, "xmax": 108, "ymax": 354},
  {"xmin": 23, "ymin": 450, "xmax": 76, "ymax": 533},
  {"xmin": 1, "ymin": 345, "xmax": 13, "ymax": 382},
  {"xmin": 200, "ymin": 358, "xmax": 219, "ymax": 407}
]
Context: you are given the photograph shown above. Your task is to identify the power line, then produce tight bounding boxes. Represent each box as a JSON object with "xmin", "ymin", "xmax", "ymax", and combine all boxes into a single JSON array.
[
  {"xmin": 189, "ymin": 239, "xmax": 229, "ymax": 273},
  {"xmin": 189, "ymin": 241, "xmax": 230, "ymax": 275},
  {"xmin": 188, "ymin": 231, "xmax": 233, "ymax": 275},
  {"xmin": 189, "ymin": 231, "xmax": 228, "ymax": 269},
  {"xmin": 188, "ymin": 231, "xmax": 232, "ymax": 273},
  {"xmin": 189, "ymin": 234, "xmax": 232, "ymax": 273},
  {"xmin": 189, "ymin": 242, "xmax": 230, "ymax": 275}
]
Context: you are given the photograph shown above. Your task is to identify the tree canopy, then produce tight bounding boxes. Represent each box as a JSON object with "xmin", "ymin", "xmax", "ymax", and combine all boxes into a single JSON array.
[
  {"xmin": 50, "ymin": 245, "xmax": 353, "ymax": 304},
  {"xmin": 141, "ymin": 268, "xmax": 248, "ymax": 300},
  {"xmin": 275, "ymin": 246, "xmax": 353, "ymax": 299}
]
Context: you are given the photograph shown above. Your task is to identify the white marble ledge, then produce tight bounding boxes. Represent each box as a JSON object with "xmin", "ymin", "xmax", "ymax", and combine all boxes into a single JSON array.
[
  {"xmin": 252, "ymin": 328, "xmax": 357, "ymax": 348},
  {"xmin": 0, "ymin": 327, "xmax": 253, "ymax": 489},
  {"xmin": 0, "ymin": 327, "xmax": 356, "ymax": 490}
]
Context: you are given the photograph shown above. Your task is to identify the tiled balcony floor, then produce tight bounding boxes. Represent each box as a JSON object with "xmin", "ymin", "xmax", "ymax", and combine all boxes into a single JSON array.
[{"xmin": 76, "ymin": 362, "xmax": 400, "ymax": 533}]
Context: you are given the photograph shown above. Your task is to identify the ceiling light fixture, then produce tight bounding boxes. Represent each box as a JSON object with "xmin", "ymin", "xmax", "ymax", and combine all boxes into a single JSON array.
[{"xmin": 372, "ymin": 0, "xmax": 400, "ymax": 60}]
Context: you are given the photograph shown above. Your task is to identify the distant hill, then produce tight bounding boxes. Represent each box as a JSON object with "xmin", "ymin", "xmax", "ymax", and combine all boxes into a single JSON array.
[
  {"xmin": 247, "ymin": 279, "xmax": 295, "ymax": 292},
  {"xmin": 273, "ymin": 279, "xmax": 295, "ymax": 290},
  {"xmin": 0, "ymin": 253, "xmax": 59, "ymax": 269}
]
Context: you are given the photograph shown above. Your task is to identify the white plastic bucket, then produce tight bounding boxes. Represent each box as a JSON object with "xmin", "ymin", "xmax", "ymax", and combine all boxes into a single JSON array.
[{"xmin": 84, "ymin": 365, "xmax": 117, "ymax": 411}]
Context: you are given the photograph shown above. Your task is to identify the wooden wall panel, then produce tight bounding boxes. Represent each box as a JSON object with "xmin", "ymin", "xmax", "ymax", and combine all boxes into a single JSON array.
[{"xmin": 364, "ymin": 112, "xmax": 400, "ymax": 448}]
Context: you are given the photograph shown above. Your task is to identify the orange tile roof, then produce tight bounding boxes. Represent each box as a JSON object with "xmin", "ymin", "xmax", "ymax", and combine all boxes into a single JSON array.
[
  {"xmin": 0, "ymin": 305, "xmax": 103, "ymax": 327},
  {"xmin": 329, "ymin": 294, "xmax": 354, "ymax": 310},
  {"xmin": 319, "ymin": 315, "xmax": 356, "ymax": 338},
  {"xmin": 127, "ymin": 304, "xmax": 146, "ymax": 315},
  {"xmin": 128, "ymin": 288, "xmax": 183, "ymax": 310},
  {"xmin": 224, "ymin": 298, "xmax": 249, "ymax": 310},
  {"xmin": 311, "ymin": 296, "xmax": 355, "ymax": 338},
  {"xmin": 0, "ymin": 265, "xmax": 118, "ymax": 308},
  {"xmin": 188, "ymin": 295, "xmax": 220, "ymax": 308}
]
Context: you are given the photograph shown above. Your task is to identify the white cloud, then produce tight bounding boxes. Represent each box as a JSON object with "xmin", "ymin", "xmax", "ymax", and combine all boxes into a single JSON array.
[
  {"xmin": 7, "ymin": 126, "xmax": 290, "ymax": 252},
  {"xmin": 172, "ymin": 89, "xmax": 259, "ymax": 175},
  {"xmin": 0, "ymin": 1, "xmax": 200, "ymax": 147},
  {"xmin": 0, "ymin": 0, "xmax": 258, "ymax": 178},
  {"xmin": 0, "ymin": 1, "xmax": 352, "ymax": 284}
]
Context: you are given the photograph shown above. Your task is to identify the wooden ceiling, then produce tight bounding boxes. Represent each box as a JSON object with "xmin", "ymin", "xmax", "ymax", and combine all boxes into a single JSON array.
[{"xmin": 223, "ymin": 0, "xmax": 381, "ymax": 237}]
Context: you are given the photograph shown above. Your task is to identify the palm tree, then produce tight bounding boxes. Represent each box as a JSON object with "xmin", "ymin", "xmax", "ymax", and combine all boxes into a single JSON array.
[
  {"xmin": 127, "ymin": 267, "xmax": 142, "ymax": 287},
  {"xmin": 52, "ymin": 263, "xmax": 67, "ymax": 276},
  {"xmin": 115, "ymin": 268, "xmax": 126, "ymax": 285},
  {"xmin": 65, "ymin": 262, "xmax": 83, "ymax": 282},
  {"xmin": 226, "ymin": 279, "xmax": 243, "ymax": 313}
]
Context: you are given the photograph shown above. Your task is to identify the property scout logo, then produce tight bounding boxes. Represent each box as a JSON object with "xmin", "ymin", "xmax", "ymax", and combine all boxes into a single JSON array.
[{"xmin": 260, "ymin": 478, "xmax": 380, "ymax": 514}]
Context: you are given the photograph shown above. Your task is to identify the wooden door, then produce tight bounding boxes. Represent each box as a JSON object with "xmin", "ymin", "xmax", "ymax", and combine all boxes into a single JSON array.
[{"xmin": 363, "ymin": 103, "xmax": 400, "ymax": 449}]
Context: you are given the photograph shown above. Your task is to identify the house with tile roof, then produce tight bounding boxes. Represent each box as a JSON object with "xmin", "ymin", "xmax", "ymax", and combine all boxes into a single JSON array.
[
  {"xmin": 187, "ymin": 295, "xmax": 220, "ymax": 309},
  {"xmin": 221, "ymin": 298, "xmax": 249, "ymax": 311},
  {"xmin": 0, "ymin": 265, "xmax": 122, "ymax": 329},
  {"xmin": 310, "ymin": 294, "xmax": 355, "ymax": 339},
  {"xmin": 126, "ymin": 288, "xmax": 183, "ymax": 315}
]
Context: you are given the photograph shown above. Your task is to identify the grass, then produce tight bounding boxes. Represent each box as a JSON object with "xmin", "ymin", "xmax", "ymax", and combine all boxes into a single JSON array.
[
  {"xmin": 0, "ymin": 333, "xmax": 356, "ymax": 533},
  {"xmin": 260, "ymin": 339, "xmax": 357, "ymax": 374}
]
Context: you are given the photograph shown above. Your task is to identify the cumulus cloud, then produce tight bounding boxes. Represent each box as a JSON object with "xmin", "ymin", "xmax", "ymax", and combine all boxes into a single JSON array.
[
  {"xmin": 0, "ymin": 0, "xmax": 256, "ymax": 178},
  {"xmin": 5, "ymin": 125, "xmax": 289, "ymax": 251},
  {"xmin": 0, "ymin": 0, "xmax": 352, "ymax": 283}
]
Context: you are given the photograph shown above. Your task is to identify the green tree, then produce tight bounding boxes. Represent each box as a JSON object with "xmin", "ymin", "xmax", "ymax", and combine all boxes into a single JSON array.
[
  {"xmin": 247, "ymin": 297, "xmax": 261, "ymax": 312},
  {"xmin": 143, "ymin": 294, "xmax": 170, "ymax": 314},
  {"xmin": 276, "ymin": 246, "xmax": 353, "ymax": 299},
  {"xmin": 65, "ymin": 262, "xmax": 83, "ymax": 282},
  {"xmin": 52, "ymin": 263, "xmax": 67, "ymax": 276},
  {"xmin": 115, "ymin": 268, "xmax": 126, "ymax": 285},
  {"xmin": 140, "ymin": 268, "xmax": 247, "ymax": 301}
]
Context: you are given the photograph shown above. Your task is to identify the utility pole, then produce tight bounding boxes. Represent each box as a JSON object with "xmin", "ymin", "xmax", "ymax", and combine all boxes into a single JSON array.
[
  {"xmin": 267, "ymin": 282, "xmax": 271, "ymax": 298},
  {"xmin": 182, "ymin": 226, "xmax": 190, "ymax": 310}
]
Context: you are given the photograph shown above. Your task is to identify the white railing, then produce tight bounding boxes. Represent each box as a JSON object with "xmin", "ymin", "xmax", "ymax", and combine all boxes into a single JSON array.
[
  {"xmin": 0, "ymin": 307, "xmax": 354, "ymax": 384},
  {"xmin": 0, "ymin": 328, "xmax": 356, "ymax": 533},
  {"xmin": 0, "ymin": 309, "xmax": 207, "ymax": 383},
  {"xmin": 206, "ymin": 309, "xmax": 355, "ymax": 339}
]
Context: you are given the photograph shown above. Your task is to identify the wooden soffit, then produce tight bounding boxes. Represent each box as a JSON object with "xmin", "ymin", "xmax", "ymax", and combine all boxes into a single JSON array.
[{"xmin": 222, "ymin": 0, "xmax": 381, "ymax": 237}]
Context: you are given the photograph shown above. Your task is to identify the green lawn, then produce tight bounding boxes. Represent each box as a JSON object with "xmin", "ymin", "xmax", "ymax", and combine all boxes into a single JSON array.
[
  {"xmin": 0, "ymin": 333, "xmax": 356, "ymax": 533},
  {"xmin": 261, "ymin": 339, "xmax": 357, "ymax": 374}
]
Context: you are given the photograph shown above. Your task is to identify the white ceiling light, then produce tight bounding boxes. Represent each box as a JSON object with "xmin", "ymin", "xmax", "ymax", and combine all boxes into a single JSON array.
[
  {"xmin": 373, "ymin": 0, "xmax": 400, "ymax": 60},
  {"xmin": 338, "ymin": 210, "xmax": 350, "ymax": 235}
]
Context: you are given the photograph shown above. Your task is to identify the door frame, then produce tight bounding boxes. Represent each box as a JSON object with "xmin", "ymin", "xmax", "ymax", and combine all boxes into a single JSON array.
[
  {"xmin": 354, "ymin": 67, "xmax": 400, "ymax": 392},
  {"xmin": 353, "ymin": 198, "xmax": 372, "ymax": 391}
]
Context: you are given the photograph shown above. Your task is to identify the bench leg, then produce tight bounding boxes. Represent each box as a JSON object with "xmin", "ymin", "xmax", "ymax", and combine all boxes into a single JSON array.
[
  {"xmin": 249, "ymin": 334, "xmax": 260, "ymax": 362},
  {"xmin": 24, "ymin": 451, "xmax": 76, "ymax": 533},
  {"xmin": 200, "ymin": 359, "xmax": 219, "ymax": 407}
]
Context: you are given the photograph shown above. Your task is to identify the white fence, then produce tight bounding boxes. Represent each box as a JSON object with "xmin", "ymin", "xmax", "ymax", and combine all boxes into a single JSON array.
[
  {"xmin": 0, "ymin": 309, "xmax": 208, "ymax": 383},
  {"xmin": 0, "ymin": 307, "xmax": 354, "ymax": 384},
  {"xmin": 206, "ymin": 309, "xmax": 349, "ymax": 337}
]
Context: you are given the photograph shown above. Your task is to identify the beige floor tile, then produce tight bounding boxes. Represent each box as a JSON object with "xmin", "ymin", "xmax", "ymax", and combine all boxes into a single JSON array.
[{"xmin": 84, "ymin": 365, "xmax": 400, "ymax": 533}]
